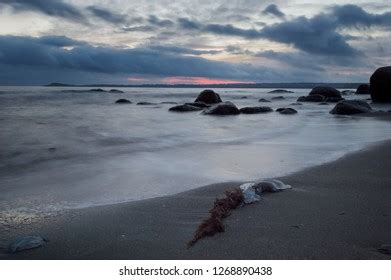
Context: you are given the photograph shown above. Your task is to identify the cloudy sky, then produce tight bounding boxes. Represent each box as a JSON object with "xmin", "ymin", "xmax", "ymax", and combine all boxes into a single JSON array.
[{"xmin": 0, "ymin": 0, "xmax": 390, "ymax": 85}]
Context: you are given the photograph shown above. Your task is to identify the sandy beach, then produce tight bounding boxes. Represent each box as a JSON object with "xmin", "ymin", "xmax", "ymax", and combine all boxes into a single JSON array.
[{"xmin": 1, "ymin": 136, "xmax": 390, "ymax": 260}]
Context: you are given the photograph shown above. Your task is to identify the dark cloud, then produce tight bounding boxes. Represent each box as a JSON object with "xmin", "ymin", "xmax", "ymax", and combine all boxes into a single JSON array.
[
  {"xmin": 35, "ymin": 36, "xmax": 86, "ymax": 47},
  {"xmin": 262, "ymin": 4, "xmax": 285, "ymax": 18},
  {"xmin": 87, "ymin": 6, "xmax": 127, "ymax": 24},
  {"xmin": 0, "ymin": 0, "xmax": 84, "ymax": 22}
]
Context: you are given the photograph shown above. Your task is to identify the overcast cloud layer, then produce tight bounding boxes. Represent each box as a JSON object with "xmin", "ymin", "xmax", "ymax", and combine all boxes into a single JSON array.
[{"xmin": 0, "ymin": 0, "xmax": 390, "ymax": 85}]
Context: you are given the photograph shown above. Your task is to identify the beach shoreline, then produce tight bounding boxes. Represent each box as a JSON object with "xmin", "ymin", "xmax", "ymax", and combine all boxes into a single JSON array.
[{"xmin": 1, "ymin": 137, "xmax": 390, "ymax": 260}]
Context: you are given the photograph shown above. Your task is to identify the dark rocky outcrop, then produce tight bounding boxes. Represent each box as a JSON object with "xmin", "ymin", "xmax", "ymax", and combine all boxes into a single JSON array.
[
  {"xmin": 115, "ymin": 99, "xmax": 132, "ymax": 104},
  {"xmin": 268, "ymin": 89, "xmax": 294, "ymax": 93},
  {"xmin": 184, "ymin": 102, "xmax": 210, "ymax": 108},
  {"xmin": 194, "ymin": 89, "xmax": 222, "ymax": 104},
  {"xmin": 370, "ymin": 66, "xmax": 391, "ymax": 103},
  {"xmin": 330, "ymin": 100, "xmax": 372, "ymax": 115},
  {"xmin": 309, "ymin": 86, "xmax": 341, "ymax": 98},
  {"xmin": 239, "ymin": 106, "xmax": 273, "ymax": 114},
  {"xmin": 297, "ymin": 94, "xmax": 325, "ymax": 102},
  {"xmin": 109, "ymin": 89, "xmax": 124, "ymax": 93},
  {"xmin": 278, "ymin": 108, "xmax": 298, "ymax": 115},
  {"xmin": 203, "ymin": 102, "xmax": 240, "ymax": 115},
  {"xmin": 259, "ymin": 98, "xmax": 271, "ymax": 103},
  {"xmin": 169, "ymin": 104, "xmax": 203, "ymax": 112},
  {"xmin": 355, "ymin": 84, "xmax": 370, "ymax": 95}
]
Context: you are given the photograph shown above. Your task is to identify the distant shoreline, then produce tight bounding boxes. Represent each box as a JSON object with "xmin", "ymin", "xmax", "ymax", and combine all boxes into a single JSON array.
[{"xmin": 44, "ymin": 82, "xmax": 365, "ymax": 89}]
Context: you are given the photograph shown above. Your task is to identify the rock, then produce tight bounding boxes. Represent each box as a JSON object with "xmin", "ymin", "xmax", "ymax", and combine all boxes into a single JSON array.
[
  {"xmin": 378, "ymin": 244, "xmax": 391, "ymax": 255},
  {"xmin": 239, "ymin": 106, "xmax": 273, "ymax": 114},
  {"xmin": 370, "ymin": 66, "xmax": 391, "ymax": 103},
  {"xmin": 48, "ymin": 147, "xmax": 56, "ymax": 152},
  {"xmin": 271, "ymin": 96, "xmax": 285, "ymax": 100},
  {"xmin": 355, "ymin": 84, "xmax": 370, "ymax": 95},
  {"xmin": 297, "ymin": 94, "xmax": 325, "ymax": 102},
  {"xmin": 169, "ymin": 104, "xmax": 203, "ymax": 112},
  {"xmin": 290, "ymin": 102, "xmax": 302, "ymax": 106},
  {"xmin": 325, "ymin": 97, "xmax": 344, "ymax": 103},
  {"xmin": 137, "ymin": 102, "xmax": 158, "ymax": 105},
  {"xmin": 194, "ymin": 89, "xmax": 222, "ymax": 104},
  {"xmin": 115, "ymin": 99, "xmax": 132, "ymax": 104},
  {"xmin": 89, "ymin": 88, "xmax": 106, "ymax": 92},
  {"xmin": 309, "ymin": 86, "xmax": 341, "ymax": 98},
  {"xmin": 341, "ymin": 90, "xmax": 355, "ymax": 95},
  {"xmin": 268, "ymin": 89, "xmax": 294, "ymax": 93},
  {"xmin": 203, "ymin": 102, "xmax": 240, "ymax": 115},
  {"xmin": 259, "ymin": 98, "xmax": 271, "ymax": 103},
  {"xmin": 160, "ymin": 102, "xmax": 178, "ymax": 105},
  {"xmin": 330, "ymin": 100, "xmax": 372, "ymax": 115},
  {"xmin": 184, "ymin": 102, "xmax": 210, "ymax": 108},
  {"xmin": 319, "ymin": 102, "xmax": 329, "ymax": 105},
  {"xmin": 109, "ymin": 89, "xmax": 124, "ymax": 93},
  {"xmin": 8, "ymin": 236, "xmax": 47, "ymax": 253},
  {"xmin": 279, "ymin": 108, "xmax": 298, "ymax": 115}
]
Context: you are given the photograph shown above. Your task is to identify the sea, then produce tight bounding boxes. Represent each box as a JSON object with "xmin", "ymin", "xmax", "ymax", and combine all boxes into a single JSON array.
[{"xmin": 1, "ymin": 86, "xmax": 391, "ymax": 222}]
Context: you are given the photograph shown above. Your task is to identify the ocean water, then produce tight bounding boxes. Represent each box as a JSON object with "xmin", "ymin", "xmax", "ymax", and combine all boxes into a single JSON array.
[{"xmin": 1, "ymin": 86, "xmax": 391, "ymax": 219}]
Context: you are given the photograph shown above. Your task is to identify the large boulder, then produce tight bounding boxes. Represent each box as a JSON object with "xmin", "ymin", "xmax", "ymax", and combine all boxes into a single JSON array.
[
  {"xmin": 203, "ymin": 102, "xmax": 240, "ymax": 115},
  {"xmin": 370, "ymin": 66, "xmax": 391, "ymax": 103},
  {"xmin": 297, "ymin": 94, "xmax": 325, "ymax": 102},
  {"xmin": 268, "ymin": 89, "xmax": 294, "ymax": 93},
  {"xmin": 330, "ymin": 100, "xmax": 372, "ymax": 115},
  {"xmin": 259, "ymin": 98, "xmax": 271, "ymax": 103},
  {"xmin": 355, "ymin": 84, "xmax": 370, "ymax": 95},
  {"xmin": 115, "ymin": 98, "xmax": 132, "ymax": 104},
  {"xmin": 169, "ymin": 104, "xmax": 203, "ymax": 112},
  {"xmin": 194, "ymin": 89, "xmax": 222, "ymax": 104},
  {"xmin": 239, "ymin": 106, "xmax": 273, "ymax": 114},
  {"xmin": 309, "ymin": 86, "xmax": 341, "ymax": 98},
  {"xmin": 279, "ymin": 108, "xmax": 298, "ymax": 115}
]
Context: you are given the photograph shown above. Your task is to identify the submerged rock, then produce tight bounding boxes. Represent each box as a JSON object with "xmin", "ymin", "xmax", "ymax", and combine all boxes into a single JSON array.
[
  {"xmin": 137, "ymin": 102, "xmax": 158, "ymax": 105},
  {"xmin": 355, "ymin": 84, "xmax": 370, "ymax": 95},
  {"xmin": 8, "ymin": 236, "xmax": 47, "ymax": 253},
  {"xmin": 259, "ymin": 98, "xmax": 271, "ymax": 103},
  {"xmin": 115, "ymin": 99, "xmax": 132, "ymax": 104},
  {"xmin": 239, "ymin": 106, "xmax": 273, "ymax": 114},
  {"xmin": 109, "ymin": 89, "xmax": 124, "ymax": 93},
  {"xmin": 160, "ymin": 101, "xmax": 178, "ymax": 105},
  {"xmin": 330, "ymin": 100, "xmax": 372, "ymax": 115},
  {"xmin": 309, "ymin": 86, "xmax": 341, "ymax": 98},
  {"xmin": 89, "ymin": 88, "xmax": 106, "ymax": 92},
  {"xmin": 169, "ymin": 104, "xmax": 203, "ymax": 112},
  {"xmin": 203, "ymin": 101, "xmax": 240, "ymax": 115},
  {"xmin": 297, "ymin": 94, "xmax": 325, "ymax": 102},
  {"xmin": 194, "ymin": 89, "xmax": 222, "ymax": 104},
  {"xmin": 268, "ymin": 89, "xmax": 294, "ymax": 93},
  {"xmin": 240, "ymin": 96, "xmax": 248, "ymax": 99},
  {"xmin": 271, "ymin": 96, "xmax": 285, "ymax": 100},
  {"xmin": 370, "ymin": 66, "xmax": 391, "ymax": 103},
  {"xmin": 279, "ymin": 108, "xmax": 298, "ymax": 115},
  {"xmin": 290, "ymin": 102, "xmax": 303, "ymax": 106}
]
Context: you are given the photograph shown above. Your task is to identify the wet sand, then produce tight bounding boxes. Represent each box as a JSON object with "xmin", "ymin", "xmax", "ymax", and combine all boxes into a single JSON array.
[{"xmin": 1, "ymin": 139, "xmax": 390, "ymax": 260}]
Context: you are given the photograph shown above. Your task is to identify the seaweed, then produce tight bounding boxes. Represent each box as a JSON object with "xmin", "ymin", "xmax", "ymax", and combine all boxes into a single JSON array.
[{"xmin": 187, "ymin": 188, "xmax": 243, "ymax": 248}]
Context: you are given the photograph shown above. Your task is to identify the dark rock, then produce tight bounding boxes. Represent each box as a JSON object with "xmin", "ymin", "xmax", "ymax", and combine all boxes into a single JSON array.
[
  {"xmin": 276, "ymin": 108, "xmax": 285, "ymax": 112},
  {"xmin": 370, "ymin": 66, "xmax": 391, "ymax": 103},
  {"xmin": 194, "ymin": 89, "xmax": 222, "ymax": 104},
  {"xmin": 319, "ymin": 102, "xmax": 329, "ymax": 105},
  {"xmin": 279, "ymin": 108, "xmax": 298, "ymax": 115},
  {"xmin": 240, "ymin": 96, "xmax": 248, "ymax": 99},
  {"xmin": 169, "ymin": 104, "xmax": 203, "ymax": 112},
  {"xmin": 89, "ymin": 88, "xmax": 106, "ymax": 92},
  {"xmin": 271, "ymin": 96, "xmax": 285, "ymax": 100},
  {"xmin": 268, "ymin": 89, "xmax": 294, "ymax": 93},
  {"xmin": 309, "ymin": 86, "xmax": 341, "ymax": 98},
  {"xmin": 330, "ymin": 100, "xmax": 372, "ymax": 115},
  {"xmin": 109, "ymin": 89, "xmax": 124, "ymax": 93},
  {"xmin": 137, "ymin": 102, "xmax": 158, "ymax": 105},
  {"xmin": 378, "ymin": 244, "xmax": 391, "ymax": 255},
  {"xmin": 115, "ymin": 99, "xmax": 132, "ymax": 104},
  {"xmin": 184, "ymin": 102, "xmax": 210, "ymax": 108},
  {"xmin": 325, "ymin": 97, "xmax": 344, "ymax": 103},
  {"xmin": 160, "ymin": 102, "xmax": 178, "ymax": 105},
  {"xmin": 239, "ymin": 106, "xmax": 273, "ymax": 114},
  {"xmin": 297, "ymin": 94, "xmax": 325, "ymax": 102},
  {"xmin": 355, "ymin": 84, "xmax": 370, "ymax": 95},
  {"xmin": 259, "ymin": 98, "xmax": 271, "ymax": 103},
  {"xmin": 48, "ymin": 147, "xmax": 56, "ymax": 152},
  {"xmin": 290, "ymin": 102, "xmax": 302, "ymax": 106},
  {"xmin": 203, "ymin": 102, "xmax": 240, "ymax": 115}
]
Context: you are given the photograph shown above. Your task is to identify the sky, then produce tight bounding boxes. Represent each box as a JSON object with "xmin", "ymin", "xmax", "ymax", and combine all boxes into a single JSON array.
[{"xmin": 0, "ymin": 0, "xmax": 390, "ymax": 85}]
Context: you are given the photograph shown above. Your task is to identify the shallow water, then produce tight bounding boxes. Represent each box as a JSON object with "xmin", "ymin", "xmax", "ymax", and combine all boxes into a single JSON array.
[{"xmin": 0, "ymin": 86, "xmax": 390, "ymax": 218}]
